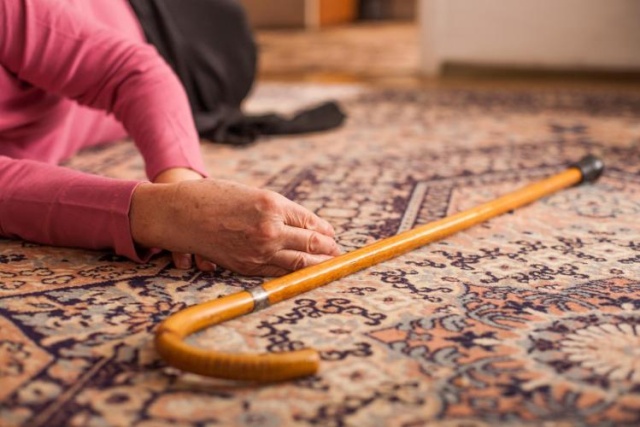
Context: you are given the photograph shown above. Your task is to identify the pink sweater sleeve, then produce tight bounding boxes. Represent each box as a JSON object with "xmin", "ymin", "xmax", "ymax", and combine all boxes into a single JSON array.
[
  {"xmin": 0, "ymin": 0, "xmax": 207, "ymax": 180},
  {"xmin": 0, "ymin": 0, "xmax": 207, "ymax": 261},
  {"xmin": 0, "ymin": 157, "xmax": 150, "ymax": 261}
]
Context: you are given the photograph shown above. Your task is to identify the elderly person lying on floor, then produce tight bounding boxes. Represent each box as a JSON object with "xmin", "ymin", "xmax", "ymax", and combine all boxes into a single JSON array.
[{"xmin": 0, "ymin": 0, "xmax": 341, "ymax": 276}]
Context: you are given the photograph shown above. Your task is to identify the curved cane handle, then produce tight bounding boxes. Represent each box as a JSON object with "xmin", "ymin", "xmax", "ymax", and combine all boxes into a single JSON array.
[
  {"xmin": 155, "ymin": 291, "xmax": 320, "ymax": 381},
  {"xmin": 155, "ymin": 156, "xmax": 604, "ymax": 382}
]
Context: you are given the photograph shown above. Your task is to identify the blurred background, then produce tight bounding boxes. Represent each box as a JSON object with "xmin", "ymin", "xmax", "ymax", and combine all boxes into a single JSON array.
[{"xmin": 240, "ymin": 0, "xmax": 640, "ymax": 89}]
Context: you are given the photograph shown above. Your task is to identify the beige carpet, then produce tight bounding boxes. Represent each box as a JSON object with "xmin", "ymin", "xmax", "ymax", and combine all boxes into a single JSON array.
[{"xmin": 1, "ymin": 83, "xmax": 640, "ymax": 426}]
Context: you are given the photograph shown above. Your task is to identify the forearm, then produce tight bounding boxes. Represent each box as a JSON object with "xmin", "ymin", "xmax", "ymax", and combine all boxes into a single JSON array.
[
  {"xmin": 0, "ymin": 0, "xmax": 208, "ymax": 181},
  {"xmin": 0, "ymin": 156, "xmax": 150, "ymax": 261}
]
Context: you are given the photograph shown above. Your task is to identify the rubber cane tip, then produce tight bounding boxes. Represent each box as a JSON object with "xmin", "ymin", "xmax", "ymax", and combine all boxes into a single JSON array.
[{"xmin": 572, "ymin": 155, "xmax": 605, "ymax": 184}]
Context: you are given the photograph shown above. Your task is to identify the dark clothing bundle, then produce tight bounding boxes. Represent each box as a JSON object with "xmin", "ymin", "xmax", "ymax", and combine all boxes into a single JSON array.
[{"xmin": 128, "ymin": 0, "xmax": 345, "ymax": 145}]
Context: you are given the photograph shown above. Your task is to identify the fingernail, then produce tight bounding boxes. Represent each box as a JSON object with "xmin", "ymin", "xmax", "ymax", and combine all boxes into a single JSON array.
[
  {"xmin": 176, "ymin": 255, "xmax": 191, "ymax": 270},
  {"xmin": 203, "ymin": 261, "xmax": 217, "ymax": 272}
]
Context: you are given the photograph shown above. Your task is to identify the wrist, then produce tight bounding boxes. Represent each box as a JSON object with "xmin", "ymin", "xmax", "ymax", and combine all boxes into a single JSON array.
[{"xmin": 130, "ymin": 182, "xmax": 172, "ymax": 249}]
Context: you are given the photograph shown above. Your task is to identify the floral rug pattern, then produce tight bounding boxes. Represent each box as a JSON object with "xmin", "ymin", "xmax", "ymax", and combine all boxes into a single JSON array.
[{"xmin": 1, "ymin": 84, "xmax": 640, "ymax": 426}]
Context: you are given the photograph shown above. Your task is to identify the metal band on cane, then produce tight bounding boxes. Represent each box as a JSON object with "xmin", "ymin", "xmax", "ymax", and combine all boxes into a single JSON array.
[
  {"xmin": 248, "ymin": 286, "xmax": 271, "ymax": 312},
  {"xmin": 155, "ymin": 155, "xmax": 605, "ymax": 383}
]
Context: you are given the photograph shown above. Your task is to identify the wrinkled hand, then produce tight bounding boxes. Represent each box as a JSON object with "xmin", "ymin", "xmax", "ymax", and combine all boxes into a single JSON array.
[{"xmin": 131, "ymin": 176, "xmax": 341, "ymax": 276}]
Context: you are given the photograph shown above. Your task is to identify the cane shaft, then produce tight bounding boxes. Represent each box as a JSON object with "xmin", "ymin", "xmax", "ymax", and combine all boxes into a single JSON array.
[
  {"xmin": 262, "ymin": 168, "xmax": 582, "ymax": 303},
  {"xmin": 156, "ymin": 164, "xmax": 592, "ymax": 382}
]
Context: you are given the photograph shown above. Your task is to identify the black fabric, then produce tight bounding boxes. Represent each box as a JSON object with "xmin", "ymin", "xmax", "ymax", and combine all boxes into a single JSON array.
[
  {"xmin": 128, "ymin": 0, "xmax": 346, "ymax": 145},
  {"xmin": 205, "ymin": 101, "xmax": 347, "ymax": 145}
]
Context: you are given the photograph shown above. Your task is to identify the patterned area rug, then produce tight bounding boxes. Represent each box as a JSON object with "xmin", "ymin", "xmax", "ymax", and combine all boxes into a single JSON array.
[{"xmin": 1, "ymin": 83, "xmax": 640, "ymax": 426}]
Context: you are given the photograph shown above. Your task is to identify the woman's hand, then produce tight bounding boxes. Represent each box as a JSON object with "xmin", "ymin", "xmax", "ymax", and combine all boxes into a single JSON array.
[{"xmin": 130, "ymin": 177, "xmax": 341, "ymax": 276}]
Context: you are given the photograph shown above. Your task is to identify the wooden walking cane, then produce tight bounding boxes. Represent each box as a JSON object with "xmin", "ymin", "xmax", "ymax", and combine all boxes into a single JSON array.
[{"xmin": 155, "ymin": 155, "xmax": 604, "ymax": 382}]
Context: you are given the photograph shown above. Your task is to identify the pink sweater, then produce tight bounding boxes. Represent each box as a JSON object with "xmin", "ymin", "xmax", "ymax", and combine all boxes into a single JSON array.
[{"xmin": 0, "ymin": 0, "xmax": 208, "ymax": 261}]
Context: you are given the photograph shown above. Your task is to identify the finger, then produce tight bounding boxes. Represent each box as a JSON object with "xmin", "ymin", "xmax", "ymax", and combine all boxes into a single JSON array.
[
  {"xmin": 281, "ymin": 200, "xmax": 336, "ymax": 237},
  {"xmin": 281, "ymin": 226, "xmax": 341, "ymax": 256},
  {"xmin": 173, "ymin": 252, "xmax": 192, "ymax": 270},
  {"xmin": 195, "ymin": 254, "xmax": 217, "ymax": 272},
  {"xmin": 270, "ymin": 250, "xmax": 334, "ymax": 272}
]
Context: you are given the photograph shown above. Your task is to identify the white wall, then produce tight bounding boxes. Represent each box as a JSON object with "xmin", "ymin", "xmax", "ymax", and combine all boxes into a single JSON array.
[{"xmin": 419, "ymin": 0, "xmax": 640, "ymax": 74}]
